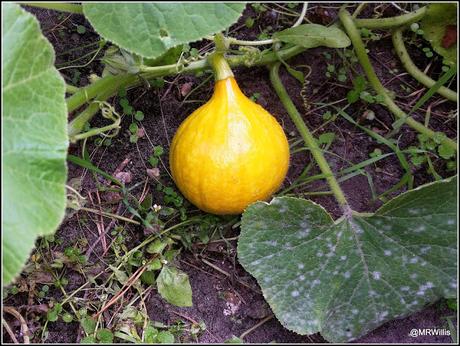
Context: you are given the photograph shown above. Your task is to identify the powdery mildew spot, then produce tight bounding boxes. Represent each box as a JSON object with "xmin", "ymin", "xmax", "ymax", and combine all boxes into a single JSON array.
[{"xmin": 372, "ymin": 271, "xmax": 381, "ymax": 280}]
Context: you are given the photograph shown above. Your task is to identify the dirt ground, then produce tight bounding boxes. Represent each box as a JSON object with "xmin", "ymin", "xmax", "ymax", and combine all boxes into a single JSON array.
[{"xmin": 3, "ymin": 3, "xmax": 457, "ymax": 344}]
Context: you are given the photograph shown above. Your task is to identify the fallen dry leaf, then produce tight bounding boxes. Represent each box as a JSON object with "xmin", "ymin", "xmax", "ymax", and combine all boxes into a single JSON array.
[
  {"xmin": 180, "ymin": 82, "xmax": 193, "ymax": 97},
  {"xmin": 115, "ymin": 171, "xmax": 132, "ymax": 184},
  {"xmin": 147, "ymin": 168, "xmax": 160, "ymax": 179}
]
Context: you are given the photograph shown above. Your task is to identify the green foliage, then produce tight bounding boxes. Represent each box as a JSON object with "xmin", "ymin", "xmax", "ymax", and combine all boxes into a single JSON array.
[
  {"xmin": 257, "ymin": 25, "xmax": 273, "ymax": 40},
  {"xmin": 245, "ymin": 17, "xmax": 255, "ymax": 29},
  {"xmin": 411, "ymin": 132, "xmax": 456, "ymax": 169},
  {"xmin": 62, "ymin": 312, "xmax": 74, "ymax": 323},
  {"xmin": 317, "ymin": 132, "xmax": 335, "ymax": 146},
  {"xmin": 83, "ymin": 3, "xmax": 246, "ymax": 59},
  {"xmin": 225, "ymin": 336, "xmax": 244, "ymax": 343},
  {"xmin": 325, "ymin": 64, "xmax": 347, "ymax": 82},
  {"xmin": 347, "ymin": 75, "xmax": 367, "ymax": 103},
  {"xmin": 157, "ymin": 265, "xmax": 193, "ymax": 307},
  {"xmin": 148, "ymin": 145, "xmax": 164, "ymax": 168},
  {"xmin": 153, "ymin": 145, "xmax": 164, "ymax": 156},
  {"xmin": 369, "ymin": 148, "xmax": 382, "ymax": 158},
  {"xmin": 422, "ymin": 46, "xmax": 434, "ymax": 58},
  {"xmin": 251, "ymin": 3, "xmax": 267, "ymax": 13},
  {"xmin": 64, "ymin": 246, "xmax": 86, "ymax": 264},
  {"xmin": 360, "ymin": 27, "xmax": 381, "ymax": 41},
  {"xmin": 322, "ymin": 111, "xmax": 333, "ymax": 121},
  {"xmin": 238, "ymin": 177, "xmax": 457, "ymax": 342},
  {"xmin": 3, "ymin": 3, "xmax": 68, "ymax": 284},
  {"xmin": 144, "ymin": 45, "xmax": 184, "ymax": 67},
  {"xmin": 274, "ymin": 24, "xmax": 351, "ymax": 49},
  {"xmin": 129, "ymin": 122, "xmax": 139, "ymax": 134},
  {"xmin": 161, "ymin": 185, "xmax": 184, "ymax": 208},
  {"xmin": 151, "ymin": 78, "xmax": 165, "ymax": 89},
  {"xmin": 71, "ymin": 70, "xmax": 81, "ymax": 85},
  {"xmin": 47, "ymin": 303, "xmax": 63, "ymax": 322},
  {"xmin": 143, "ymin": 323, "xmax": 175, "ymax": 343},
  {"xmin": 346, "ymin": 75, "xmax": 384, "ymax": 105},
  {"xmin": 420, "ymin": 3, "xmax": 457, "ymax": 66},
  {"xmin": 135, "ymin": 111, "xmax": 144, "ymax": 121},
  {"xmin": 81, "ymin": 316, "xmax": 97, "ymax": 334},
  {"xmin": 446, "ymin": 298, "xmax": 457, "ymax": 311},
  {"xmin": 77, "ymin": 25, "xmax": 86, "ymax": 34},
  {"xmin": 410, "ymin": 22, "xmax": 424, "ymax": 36},
  {"xmin": 96, "ymin": 329, "xmax": 114, "ymax": 343}
]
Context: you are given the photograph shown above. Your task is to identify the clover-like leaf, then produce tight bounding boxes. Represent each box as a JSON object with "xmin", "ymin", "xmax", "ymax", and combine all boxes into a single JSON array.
[
  {"xmin": 3, "ymin": 4, "xmax": 68, "ymax": 284},
  {"xmin": 156, "ymin": 265, "xmax": 193, "ymax": 307},
  {"xmin": 83, "ymin": 3, "xmax": 246, "ymax": 59},
  {"xmin": 238, "ymin": 176, "xmax": 457, "ymax": 342},
  {"xmin": 273, "ymin": 24, "xmax": 351, "ymax": 49},
  {"xmin": 420, "ymin": 3, "xmax": 457, "ymax": 66}
]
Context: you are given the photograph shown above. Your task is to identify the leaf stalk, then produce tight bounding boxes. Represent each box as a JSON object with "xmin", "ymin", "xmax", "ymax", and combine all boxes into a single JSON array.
[
  {"xmin": 391, "ymin": 27, "xmax": 457, "ymax": 102},
  {"xmin": 269, "ymin": 62, "xmax": 349, "ymax": 208}
]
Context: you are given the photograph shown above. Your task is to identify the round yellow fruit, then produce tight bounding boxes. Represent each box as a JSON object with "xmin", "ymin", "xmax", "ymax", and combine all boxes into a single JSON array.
[{"xmin": 170, "ymin": 64, "xmax": 289, "ymax": 214}]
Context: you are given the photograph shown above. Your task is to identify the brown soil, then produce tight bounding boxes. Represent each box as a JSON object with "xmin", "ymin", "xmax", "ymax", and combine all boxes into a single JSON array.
[{"xmin": 3, "ymin": 3, "xmax": 456, "ymax": 344}]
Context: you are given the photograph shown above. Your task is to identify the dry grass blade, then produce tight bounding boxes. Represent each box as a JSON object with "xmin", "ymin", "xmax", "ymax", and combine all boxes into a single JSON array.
[
  {"xmin": 93, "ymin": 263, "xmax": 148, "ymax": 318},
  {"xmin": 3, "ymin": 306, "xmax": 30, "ymax": 344},
  {"xmin": 2, "ymin": 318, "xmax": 19, "ymax": 344},
  {"xmin": 240, "ymin": 315, "xmax": 274, "ymax": 340}
]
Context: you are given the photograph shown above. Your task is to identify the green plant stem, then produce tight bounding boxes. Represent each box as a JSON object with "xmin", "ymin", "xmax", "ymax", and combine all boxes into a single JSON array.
[
  {"xmin": 72, "ymin": 120, "xmax": 120, "ymax": 141},
  {"xmin": 354, "ymin": 6, "xmax": 427, "ymax": 29},
  {"xmin": 67, "ymin": 45, "xmax": 306, "ymax": 137},
  {"xmin": 339, "ymin": 8, "xmax": 457, "ymax": 152},
  {"xmin": 269, "ymin": 62, "xmax": 348, "ymax": 208},
  {"xmin": 352, "ymin": 3, "xmax": 367, "ymax": 19},
  {"xmin": 392, "ymin": 27, "xmax": 457, "ymax": 102},
  {"xmin": 68, "ymin": 45, "xmax": 304, "ymax": 112},
  {"xmin": 208, "ymin": 53, "xmax": 234, "ymax": 81},
  {"xmin": 67, "ymin": 74, "xmax": 135, "ymax": 113},
  {"xmin": 65, "ymin": 84, "xmax": 79, "ymax": 94},
  {"xmin": 228, "ymin": 37, "xmax": 274, "ymax": 46},
  {"xmin": 227, "ymin": 2, "xmax": 308, "ymax": 47},
  {"xmin": 21, "ymin": 2, "xmax": 83, "ymax": 14},
  {"xmin": 68, "ymin": 88, "xmax": 117, "ymax": 138},
  {"xmin": 57, "ymin": 285, "xmax": 79, "ymax": 317}
]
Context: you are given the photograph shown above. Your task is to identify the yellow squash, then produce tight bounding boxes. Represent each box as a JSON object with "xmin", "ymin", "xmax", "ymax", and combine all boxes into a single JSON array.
[{"xmin": 169, "ymin": 54, "xmax": 290, "ymax": 215}]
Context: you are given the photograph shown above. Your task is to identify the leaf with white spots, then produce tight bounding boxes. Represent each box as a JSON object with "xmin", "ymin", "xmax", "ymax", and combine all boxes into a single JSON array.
[
  {"xmin": 2, "ymin": 4, "xmax": 68, "ymax": 284},
  {"xmin": 82, "ymin": 3, "xmax": 246, "ymax": 59},
  {"xmin": 237, "ymin": 176, "xmax": 457, "ymax": 342}
]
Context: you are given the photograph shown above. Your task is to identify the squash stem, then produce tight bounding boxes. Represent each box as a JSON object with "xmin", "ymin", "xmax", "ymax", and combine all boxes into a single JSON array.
[
  {"xmin": 392, "ymin": 27, "xmax": 457, "ymax": 102},
  {"xmin": 354, "ymin": 5, "xmax": 427, "ymax": 29},
  {"xmin": 67, "ymin": 45, "xmax": 304, "ymax": 113},
  {"xmin": 339, "ymin": 8, "xmax": 457, "ymax": 152},
  {"xmin": 208, "ymin": 52, "xmax": 234, "ymax": 81},
  {"xmin": 67, "ymin": 45, "xmax": 306, "ymax": 138},
  {"xmin": 269, "ymin": 62, "xmax": 349, "ymax": 209}
]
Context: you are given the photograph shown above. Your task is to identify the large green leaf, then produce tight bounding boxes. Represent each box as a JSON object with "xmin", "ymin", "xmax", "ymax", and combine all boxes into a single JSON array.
[
  {"xmin": 420, "ymin": 3, "xmax": 457, "ymax": 66},
  {"xmin": 2, "ymin": 3, "xmax": 68, "ymax": 284},
  {"xmin": 273, "ymin": 24, "xmax": 351, "ymax": 48},
  {"xmin": 156, "ymin": 265, "xmax": 193, "ymax": 307},
  {"xmin": 82, "ymin": 3, "xmax": 246, "ymax": 59},
  {"xmin": 238, "ymin": 176, "xmax": 457, "ymax": 342}
]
